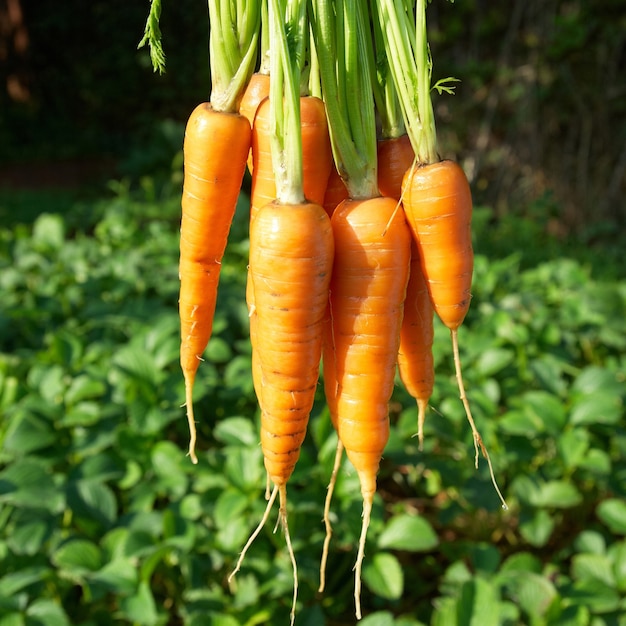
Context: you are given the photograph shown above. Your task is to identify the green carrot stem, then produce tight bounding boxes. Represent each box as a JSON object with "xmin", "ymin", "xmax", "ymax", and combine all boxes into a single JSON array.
[
  {"xmin": 208, "ymin": 0, "xmax": 261, "ymax": 113},
  {"xmin": 376, "ymin": 0, "xmax": 438, "ymax": 163},
  {"xmin": 312, "ymin": 0, "xmax": 378, "ymax": 199},
  {"xmin": 269, "ymin": 0, "xmax": 305, "ymax": 204}
]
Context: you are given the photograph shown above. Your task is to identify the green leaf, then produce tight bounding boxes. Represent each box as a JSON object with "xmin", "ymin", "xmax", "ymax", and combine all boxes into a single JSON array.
[
  {"xmin": 359, "ymin": 612, "xmax": 395, "ymax": 626},
  {"xmin": 569, "ymin": 392, "xmax": 623, "ymax": 426},
  {"xmin": 0, "ymin": 566, "xmax": 50, "ymax": 597},
  {"xmin": 0, "ymin": 458, "xmax": 64, "ymax": 513},
  {"xmin": 214, "ymin": 489, "xmax": 249, "ymax": 530},
  {"xmin": 206, "ymin": 337, "xmax": 233, "ymax": 363},
  {"xmin": 499, "ymin": 552, "xmax": 542, "ymax": 575},
  {"xmin": 457, "ymin": 578, "xmax": 501, "ymax": 626},
  {"xmin": 558, "ymin": 428, "xmax": 589, "ymax": 470},
  {"xmin": 377, "ymin": 513, "xmax": 438, "ymax": 552},
  {"xmin": 32, "ymin": 213, "xmax": 65, "ymax": 251},
  {"xmin": 362, "ymin": 552, "xmax": 404, "ymax": 600},
  {"xmin": 597, "ymin": 498, "xmax": 626, "ymax": 535},
  {"xmin": 119, "ymin": 581, "xmax": 159, "ymax": 625},
  {"xmin": 25, "ymin": 598, "xmax": 70, "ymax": 626},
  {"xmin": 498, "ymin": 410, "xmax": 542, "ymax": 437},
  {"xmin": 2, "ymin": 411, "xmax": 56, "ymax": 455},
  {"xmin": 6, "ymin": 514, "xmax": 53, "ymax": 556},
  {"xmin": 502, "ymin": 571, "xmax": 557, "ymax": 619},
  {"xmin": 89, "ymin": 558, "xmax": 139, "ymax": 596},
  {"xmin": 519, "ymin": 509, "xmax": 554, "ymax": 547},
  {"xmin": 571, "ymin": 553, "xmax": 615, "ymax": 587},
  {"xmin": 530, "ymin": 480, "xmax": 583, "ymax": 509},
  {"xmin": 52, "ymin": 539, "xmax": 103, "ymax": 575},
  {"xmin": 213, "ymin": 417, "xmax": 258, "ymax": 447},
  {"xmin": 475, "ymin": 348, "xmax": 515, "ymax": 378},
  {"xmin": 64, "ymin": 375, "xmax": 106, "ymax": 406},
  {"xmin": 571, "ymin": 365, "xmax": 624, "ymax": 397},
  {"xmin": 564, "ymin": 578, "xmax": 621, "ymax": 613},
  {"xmin": 66, "ymin": 479, "xmax": 117, "ymax": 528},
  {"xmin": 574, "ymin": 530, "xmax": 606, "ymax": 555}
]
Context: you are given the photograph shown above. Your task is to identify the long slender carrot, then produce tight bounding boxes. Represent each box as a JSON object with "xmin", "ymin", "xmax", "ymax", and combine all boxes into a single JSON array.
[
  {"xmin": 230, "ymin": 3, "xmax": 334, "ymax": 624},
  {"xmin": 377, "ymin": 134, "xmax": 414, "ymax": 199},
  {"xmin": 397, "ymin": 240, "xmax": 434, "ymax": 448},
  {"xmin": 179, "ymin": 1, "xmax": 259, "ymax": 464},
  {"xmin": 329, "ymin": 195, "xmax": 411, "ymax": 616},
  {"xmin": 240, "ymin": 72, "xmax": 270, "ymax": 173},
  {"xmin": 378, "ymin": 0, "xmax": 507, "ymax": 509},
  {"xmin": 322, "ymin": 164, "xmax": 349, "ymax": 218}
]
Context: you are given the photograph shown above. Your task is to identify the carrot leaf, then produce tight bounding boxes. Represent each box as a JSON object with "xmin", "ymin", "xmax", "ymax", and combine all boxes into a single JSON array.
[{"xmin": 137, "ymin": 0, "xmax": 166, "ymax": 75}]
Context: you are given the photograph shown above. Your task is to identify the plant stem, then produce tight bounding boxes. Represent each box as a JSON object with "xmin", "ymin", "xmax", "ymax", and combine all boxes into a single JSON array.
[
  {"xmin": 312, "ymin": 0, "xmax": 378, "ymax": 199},
  {"xmin": 269, "ymin": 0, "xmax": 305, "ymax": 204},
  {"xmin": 375, "ymin": 0, "xmax": 438, "ymax": 163},
  {"xmin": 207, "ymin": 0, "xmax": 261, "ymax": 112}
]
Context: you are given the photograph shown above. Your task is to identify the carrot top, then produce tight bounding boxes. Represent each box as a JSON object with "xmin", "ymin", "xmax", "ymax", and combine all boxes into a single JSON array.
[
  {"xmin": 375, "ymin": 0, "xmax": 459, "ymax": 164},
  {"xmin": 311, "ymin": 0, "xmax": 378, "ymax": 199},
  {"xmin": 268, "ymin": 0, "xmax": 308, "ymax": 204},
  {"xmin": 207, "ymin": 0, "xmax": 261, "ymax": 113}
]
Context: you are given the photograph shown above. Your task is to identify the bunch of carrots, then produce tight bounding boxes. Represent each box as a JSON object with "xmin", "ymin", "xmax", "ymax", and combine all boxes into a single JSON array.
[{"xmin": 141, "ymin": 0, "xmax": 507, "ymax": 621}]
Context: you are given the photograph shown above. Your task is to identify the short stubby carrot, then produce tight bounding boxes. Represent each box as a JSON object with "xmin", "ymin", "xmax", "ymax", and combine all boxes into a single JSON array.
[
  {"xmin": 401, "ymin": 159, "xmax": 473, "ymax": 330},
  {"xmin": 179, "ymin": 102, "xmax": 251, "ymax": 463},
  {"xmin": 250, "ymin": 96, "xmax": 333, "ymax": 222},
  {"xmin": 328, "ymin": 194, "xmax": 411, "ymax": 609},
  {"xmin": 377, "ymin": 133, "xmax": 414, "ymax": 199},
  {"xmin": 250, "ymin": 200, "xmax": 334, "ymax": 487},
  {"xmin": 397, "ymin": 240, "xmax": 434, "ymax": 448}
]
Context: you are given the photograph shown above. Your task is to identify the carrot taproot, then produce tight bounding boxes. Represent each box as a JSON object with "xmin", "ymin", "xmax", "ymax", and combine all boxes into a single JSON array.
[
  {"xmin": 179, "ymin": 104, "xmax": 251, "ymax": 464},
  {"xmin": 329, "ymin": 195, "xmax": 411, "ymax": 617},
  {"xmin": 397, "ymin": 240, "xmax": 434, "ymax": 449}
]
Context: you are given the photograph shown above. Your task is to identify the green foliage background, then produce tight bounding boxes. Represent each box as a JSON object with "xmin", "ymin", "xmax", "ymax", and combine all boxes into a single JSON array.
[{"xmin": 1, "ymin": 1, "xmax": 625, "ymax": 624}]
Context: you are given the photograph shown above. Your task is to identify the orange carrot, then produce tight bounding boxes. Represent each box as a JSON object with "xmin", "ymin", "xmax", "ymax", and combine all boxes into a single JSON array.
[
  {"xmin": 397, "ymin": 240, "xmax": 434, "ymax": 448},
  {"xmin": 328, "ymin": 195, "xmax": 411, "ymax": 615},
  {"xmin": 377, "ymin": 133, "xmax": 414, "ymax": 199},
  {"xmin": 179, "ymin": 104, "xmax": 251, "ymax": 464},
  {"xmin": 322, "ymin": 164, "xmax": 349, "ymax": 218},
  {"xmin": 239, "ymin": 72, "xmax": 270, "ymax": 173},
  {"xmin": 250, "ymin": 95, "xmax": 333, "ymax": 222}
]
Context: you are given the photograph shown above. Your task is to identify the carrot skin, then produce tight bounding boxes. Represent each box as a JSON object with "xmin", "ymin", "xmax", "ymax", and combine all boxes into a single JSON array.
[
  {"xmin": 179, "ymin": 103, "xmax": 250, "ymax": 378},
  {"xmin": 322, "ymin": 164, "xmax": 349, "ymax": 218},
  {"xmin": 250, "ymin": 200, "xmax": 334, "ymax": 486},
  {"xmin": 239, "ymin": 72, "xmax": 271, "ymax": 174},
  {"xmin": 377, "ymin": 134, "xmax": 414, "ymax": 199},
  {"xmin": 401, "ymin": 159, "xmax": 474, "ymax": 330},
  {"xmin": 329, "ymin": 196, "xmax": 411, "ymax": 498}
]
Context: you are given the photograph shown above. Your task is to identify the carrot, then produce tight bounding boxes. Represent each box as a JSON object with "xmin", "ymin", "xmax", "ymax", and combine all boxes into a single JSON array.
[
  {"xmin": 179, "ymin": 106, "xmax": 251, "ymax": 460},
  {"xmin": 329, "ymin": 195, "xmax": 411, "ymax": 616},
  {"xmin": 322, "ymin": 164, "xmax": 349, "ymax": 218},
  {"xmin": 179, "ymin": 0, "xmax": 260, "ymax": 463},
  {"xmin": 239, "ymin": 72, "xmax": 270, "ymax": 172},
  {"xmin": 250, "ymin": 94, "xmax": 333, "ymax": 222},
  {"xmin": 378, "ymin": 0, "xmax": 507, "ymax": 509},
  {"xmin": 377, "ymin": 134, "xmax": 415, "ymax": 199},
  {"xmin": 397, "ymin": 240, "xmax": 435, "ymax": 448},
  {"xmin": 230, "ymin": 3, "xmax": 334, "ymax": 623}
]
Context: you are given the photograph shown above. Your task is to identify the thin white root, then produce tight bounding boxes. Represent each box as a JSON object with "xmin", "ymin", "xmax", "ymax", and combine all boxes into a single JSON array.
[
  {"xmin": 184, "ymin": 376, "xmax": 198, "ymax": 464},
  {"xmin": 265, "ymin": 471, "xmax": 271, "ymax": 500},
  {"xmin": 451, "ymin": 329, "xmax": 508, "ymax": 510},
  {"xmin": 319, "ymin": 439, "xmax": 344, "ymax": 593},
  {"xmin": 277, "ymin": 485, "xmax": 298, "ymax": 626},
  {"xmin": 228, "ymin": 484, "xmax": 279, "ymax": 583},
  {"xmin": 416, "ymin": 398, "xmax": 429, "ymax": 451},
  {"xmin": 354, "ymin": 495, "xmax": 373, "ymax": 620}
]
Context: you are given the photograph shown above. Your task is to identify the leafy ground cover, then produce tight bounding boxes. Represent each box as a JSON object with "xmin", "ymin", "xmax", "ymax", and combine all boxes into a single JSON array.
[{"xmin": 0, "ymin": 172, "xmax": 625, "ymax": 625}]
